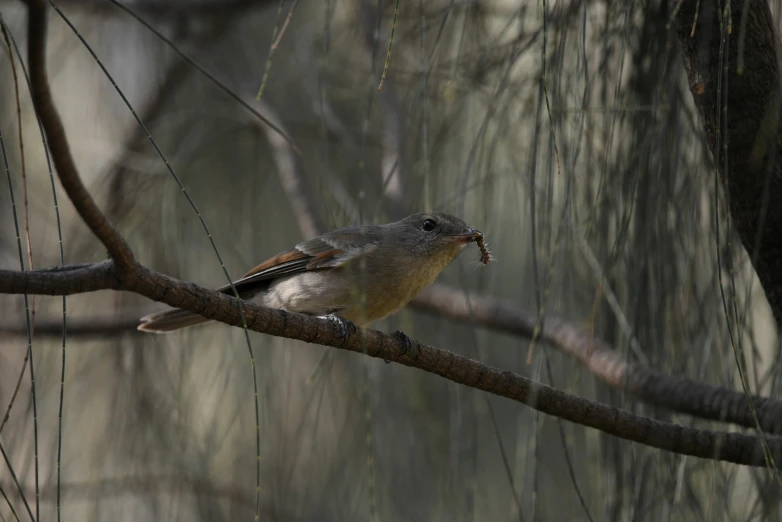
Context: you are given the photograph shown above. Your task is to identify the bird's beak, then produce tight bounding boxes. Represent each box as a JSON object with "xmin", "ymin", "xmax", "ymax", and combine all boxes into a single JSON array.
[{"xmin": 450, "ymin": 228, "xmax": 482, "ymax": 244}]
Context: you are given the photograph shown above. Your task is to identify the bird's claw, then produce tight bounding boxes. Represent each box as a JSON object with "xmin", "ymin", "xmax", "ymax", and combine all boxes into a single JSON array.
[
  {"xmin": 390, "ymin": 330, "xmax": 412, "ymax": 362},
  {"xmin": 325, "ymin": 314, "xmax": 352, "ymax": 346}
]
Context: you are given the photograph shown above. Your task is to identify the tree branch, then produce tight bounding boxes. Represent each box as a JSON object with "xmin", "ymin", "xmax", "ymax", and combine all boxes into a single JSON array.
[
  {"xmin": 26, "ymin": 0, "xmax": 136, "ymax": 275},
  {"xmin": 8, "ymin": 279, "xmax": 782, "ymax": 435},
  {"xmin": 413, "ymin": 285, "xmax": 782, "ymax": 434},
  {"xmin": 0, "ymin": 261, "xmax": 119, "ymax": 294},
  {"xmin": 0, "ymin": 262, "xmax": 780, "ymax": 468},
  {"xmin": 252, "ymin": 99, "xmax": 324, "ymax": 240},
  {"xmin": 0, "ymin": 314, "xmax": 140, "ymax": 337}
]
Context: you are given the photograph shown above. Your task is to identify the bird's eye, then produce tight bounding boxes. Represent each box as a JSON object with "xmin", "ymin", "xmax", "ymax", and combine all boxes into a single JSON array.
[{"xmin": 422, "ymin": 219, "xmax": 437, "ymax": 232}]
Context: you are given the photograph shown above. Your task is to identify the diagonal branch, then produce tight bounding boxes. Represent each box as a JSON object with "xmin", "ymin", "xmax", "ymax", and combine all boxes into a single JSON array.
[
  {"xmin": 413, "ymin": 285, "xmax": 782, "ymax": 434},
  {"xmin": 252, "ymin": 99, "xmax": 324, "ymax": 240},
  {"xmin": 7, "ymin": 280, "xmax": 782, "ymax": 435},
  {"xmin": 0, "ymin": 261, "xmax": 780, "ymax": 468},
  {"xmin": 26, "ymin": 0, "xmax": 136, "ymax": 275}
]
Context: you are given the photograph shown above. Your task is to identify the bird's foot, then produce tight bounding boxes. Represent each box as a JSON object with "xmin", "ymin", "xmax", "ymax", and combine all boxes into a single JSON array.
[
  {"xmin": 319, "ymin": 313, "xmax": 353, "ymax": 346},
  {"xmin": 391, "ymin": 330, "xmax": 413, "ymax": 363}
]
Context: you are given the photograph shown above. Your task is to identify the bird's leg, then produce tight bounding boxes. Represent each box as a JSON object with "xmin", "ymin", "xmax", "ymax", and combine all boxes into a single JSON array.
[{"xmin": 305, "ymin": 312, "xmax": 351, "ymax": 384}]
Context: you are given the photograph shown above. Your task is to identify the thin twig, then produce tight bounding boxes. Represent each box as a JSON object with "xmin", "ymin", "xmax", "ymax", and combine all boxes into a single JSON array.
[
  {"xmin": 270, "ymin": 0, "xmax": 300, "ymax": 52},
  {"xmin": 253, "ymin": 99, "xmax": 324, "ymax": 240}
]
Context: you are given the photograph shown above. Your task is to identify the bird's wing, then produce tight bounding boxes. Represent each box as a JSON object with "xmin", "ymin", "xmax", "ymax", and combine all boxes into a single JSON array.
[{"xmin": 217, "ymin": 233, "xmax": 376, "ymax": 295}]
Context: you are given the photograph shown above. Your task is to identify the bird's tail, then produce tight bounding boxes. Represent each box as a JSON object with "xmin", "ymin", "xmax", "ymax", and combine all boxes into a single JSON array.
[{"xmin": 137, "ymin": 309, "xmax": 210, "ymax": 333}]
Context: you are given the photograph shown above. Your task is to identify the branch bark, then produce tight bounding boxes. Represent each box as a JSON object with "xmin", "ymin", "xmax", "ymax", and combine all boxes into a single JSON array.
[{"xmin": 27, "ymin": 0, "xmax": 136, "ymax": 275}]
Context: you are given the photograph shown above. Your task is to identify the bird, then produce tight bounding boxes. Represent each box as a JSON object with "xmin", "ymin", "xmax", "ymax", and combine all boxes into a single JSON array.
[{"xmin": 138, "ymin": 212, "xmax": 486, "ymax": 333}]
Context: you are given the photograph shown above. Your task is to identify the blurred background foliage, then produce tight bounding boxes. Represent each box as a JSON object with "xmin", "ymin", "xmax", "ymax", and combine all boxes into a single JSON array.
[{"xmin": 1, "ymin": 0, "xmax": 781, "ymax": 520}]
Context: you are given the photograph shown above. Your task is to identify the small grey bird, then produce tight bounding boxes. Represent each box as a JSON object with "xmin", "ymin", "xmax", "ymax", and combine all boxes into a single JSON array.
[{"xmin": 138, "ymin": 212, "xmax": 486, "ymax": 333}]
